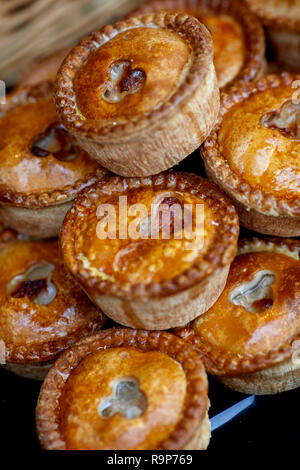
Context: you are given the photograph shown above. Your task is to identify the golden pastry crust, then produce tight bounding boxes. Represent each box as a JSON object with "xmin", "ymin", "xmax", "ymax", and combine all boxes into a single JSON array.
[
  {"xmin": 0, "ymin": 237, "xmax": 106, "ymax": 364},
  {"xmin": 2, "ymin": 360, "xmax": 54, "ymax": 381},
  {"xmin": 60, "ymin": 171, "xmax": 239, "ymax": 300},
  {"xmin": 54, "ymin": 12, "xmax": 220, "ymax": 177},
  {"xmin": 0, "ymin": 82, "xmax": 108, "ymax": 208},
  {"xmin": 175, "ymin": 237, "xmax": 300, "ymax": 376},
  {"xmin": 36, "ymin": 328, "xmax": 210, "ymax": 450},
  {"xmin": 245, "ymin": 1, "xmax": 300, "ymax": 72},
  {"xmin": 219, "ymin": 356, "xmax": 300, "ymax": 395},
  {"xmin": 55, "ymin": 12, "xmax": 215, "ymax": 139},
  {"xmin": 245, "ymin": 0, "xmax": 300, "ymax": 31},
  {"xmin": 201, "ymin": 73, "xmax": 300, "ymax": 225},
  {"xmin": 17, "ymin": 48, "xmax": 69, "ymax": 89},
  {"xmin": 73, "ymin": 27, "xmax": 192, "ymax": 123},
  {"xmin": 128, "ymin": 0, "xmax": 265, "ymax": 89}
]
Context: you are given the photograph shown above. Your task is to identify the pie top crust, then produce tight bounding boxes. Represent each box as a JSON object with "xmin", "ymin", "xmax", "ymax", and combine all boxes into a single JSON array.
[
  {"xmin": 128, "ymin": 0, "xmax": 265, "ymax": 89},
  {"xmin": 60, "ymin": 171, "xmax": 239, "ymax": 300},
  {"xmin": 245, "ymin": 0, "xmax": 300, "ymax": 31},
  {"xmin": 36, "ymin": 328, "xmax": 208, "ymax": 450},
  {"xmin": 0, "ymin": 236, "xmax": 106, "ymax": 363},
  {"xmin": 175, "ymin": 237, "xmax": 300, "ymax": 375},
  {"xmin": 0, "ymin": 82, "xmax": 108, "ymax": 208},
  {"xmin": 54, "ymin": 12, "xmax": 214, "ymax": 141},
  {"xmin": 202, "ymin": 73, "xmax": 300, "ymax": 217}
]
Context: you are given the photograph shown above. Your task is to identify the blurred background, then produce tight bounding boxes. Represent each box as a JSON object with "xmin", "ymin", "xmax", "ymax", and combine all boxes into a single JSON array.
[{"xmin": 0, "ymin": 0, "xmax": 144, "ymax": 86}]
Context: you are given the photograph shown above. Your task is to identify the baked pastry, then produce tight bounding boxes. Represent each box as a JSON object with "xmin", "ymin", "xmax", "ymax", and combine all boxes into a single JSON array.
[
  {"xmin": 0, "ymin": 81, "xmax": 109, "ymax": 238},
  {"xmin": 202, "ymin": 73, "xmax": 300, "ymax": 237},
  {"xmin": 128, "ymin": 0, "xmax": 265, "ymax": 89},
  {"xmin": 175, "ymin": 237, "xmax": 300, "ymax": 395},
  {"xmin": 245, "ymin": 0, "xmax": 300, "ymax": 71},
  {"xmin": 36, "ymin": 328, "xmax": 210, "ymax": 450},
  {"xmin": 0, "ymin": 235, "xmax": 106, "ymax": 380},
  {"xmin": 54, "ymin": 12, "xmax": 219, "ymax": 177},
  {"xmin": 17, "ymin": 48, "xmax": 69, "ymax": 89},
  {"xmin": 60, "ymin": 171, "xmax": 239, "ymax": 330}
]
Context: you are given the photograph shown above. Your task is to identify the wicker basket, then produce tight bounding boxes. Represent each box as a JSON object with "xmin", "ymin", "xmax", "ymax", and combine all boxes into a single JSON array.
[{"xmin": 0, "ymin": 0, "xmax": 143, "ymax": 86}]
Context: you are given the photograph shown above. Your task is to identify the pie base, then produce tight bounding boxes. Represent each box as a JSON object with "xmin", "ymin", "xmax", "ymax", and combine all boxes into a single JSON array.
[
  {"xmin": 219, "ymin": 356, "xmax": 300, "ymax": 395},
  {"xmin": 74, "ymin": 60, "xmax": 219, "ymax": 177},
  {"xmin": 268, "ymin": 29, "xmax": 300, "ymax": 71},
  {"xmin": 0, "ymin": 200, "xmax": 73, "ymax": 238},
  {"xmin": 84, "ymin": 265, "xmax": 229, "ymax": 330},
  {"xmin": 184, "ymin": 410, "xmax": 210, "ymax": 450},
  {"xmin": 1, "ymin": 361, "xmax": 53, "ymax": 381}
]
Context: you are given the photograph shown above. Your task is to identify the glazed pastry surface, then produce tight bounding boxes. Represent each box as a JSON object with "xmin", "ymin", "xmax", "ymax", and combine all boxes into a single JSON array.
[
  {"xmin": 218, "ymin": 83, "xmax": 300, "ymax": 199},
  {"xmin": 59, "ymin": 346, "xmax": 186, "ymax": 450},
  {"xmin": 73, "ymin": 26, "xmax": 192, "ymax": 122},
  {"xmin": 0, "ymin": 239, "xmax": 104, "ymax": 362},
  {"xmin": 194, "ymin": 249, "xmax": 300, "ymax": 359},
  {"xmin": 0, "ymin": 95, "xmax": 99, "ymax": 196},
  {"xmin": 75, "ymin": 187, "xmax": 219, "ymax": 285}
]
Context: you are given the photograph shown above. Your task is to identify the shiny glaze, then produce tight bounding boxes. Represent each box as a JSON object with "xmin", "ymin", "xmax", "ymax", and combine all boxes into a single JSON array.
[
  {"xmin": 218, "ymin": 84, "xmax": 300, "ymax": 198},
  {"xmin": 194, "ymin": 251, "xmax": 300, "ymax": 358},
  {"xmin": 0, "ymin": 239, "xmax": 105, "ymax": 362},
  {"xmin": 129, "ymin": 5, "xmax": 246, "ymax": 89},
  {"xmin": 0, "ymin": 96, "xmax": 99, "ymax": 195},
  {"xmin": 59, "ymin": 346, "xmax": 186, "ymax": 450},
  {"xmin": 73, "ymin": 27, "xmax": 192, "ymax": 121},
  {"xmin": 75, "ymin": 187, "xmax": 219, "ymax": 285}
]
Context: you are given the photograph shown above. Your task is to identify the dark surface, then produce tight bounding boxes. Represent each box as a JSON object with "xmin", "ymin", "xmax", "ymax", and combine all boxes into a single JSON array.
[{"xmin": 0, "ymin": 150, "xmax": 299, "ymax": 451}]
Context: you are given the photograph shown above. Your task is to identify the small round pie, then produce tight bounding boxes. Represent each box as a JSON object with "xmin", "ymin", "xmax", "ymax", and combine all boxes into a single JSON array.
[
  {"xmin": 36, "ymin": 328, "xmax": 210, "ymax": 450},
  {"xmin": 54, "ymin": 12, "xmax": 219, "ymax": 177},
  {"xmin": 0, "ymin": 235, "xmax": 106, "ymax": 380},
  {"xmin": 60, "ymin": 171, "xmax": 239, "ymax": 330},
  {"xmin": 202, "ymin": 73, "xmax": 300, "ymax": 237},
  {"xmin": 245, "ymin": 0, "xmax": 300, "ymax": 71},
  {"xmin": 17, "ymin": 48, "xmax": 69, "ymax": 89},
  {"xmin": 128, "ymin": 0, "xmax": 265, "ymax": 89},
  {"xmin": 0, "ymin": 82, "xmax": 109, "ymax": 238},
  {"xmin": 175, "ymin": 237, "xmax": 300, "ymax": 395}
]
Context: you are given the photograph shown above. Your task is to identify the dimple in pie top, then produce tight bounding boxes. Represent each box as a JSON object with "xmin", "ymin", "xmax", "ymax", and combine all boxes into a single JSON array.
[
  {"xmin": 73, "ymin": 27, "xmax": 192, "ymax": 122},
  {"xmin": 74, "ymin": 187, "xmax": 219, "ymax": 286},
  {"xmin": 59, "ymin": 346, "xmax": 186, "ymax": 450},
  {"xmin": 0, "ymin": 96, "xmax": 99, "ymax": 197},
  {"xmin": 0, "ymin": 239, "xmax": 105, "ymax": 363},
  {"xmin": 193, "ymin": 250, "xmax": 300, "ymax": 359}
]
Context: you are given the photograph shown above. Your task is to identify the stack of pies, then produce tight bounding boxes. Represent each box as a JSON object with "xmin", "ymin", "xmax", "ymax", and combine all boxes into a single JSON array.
[{"xmin": 0, "ymin": 0, "xmax": 299, "ymax": 451}]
